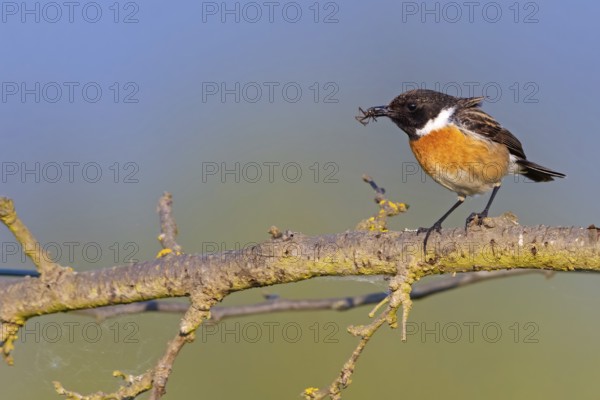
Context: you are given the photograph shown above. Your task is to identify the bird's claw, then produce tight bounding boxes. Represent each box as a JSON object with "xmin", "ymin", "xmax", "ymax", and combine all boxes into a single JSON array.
[
  {"xmin": 416, "ymin": 223, "xmax": 442, "ymax": 235},
  {"xmin": 465, "ymin": 211, "xmax": 488, "ymax": 230},
  {"xmin": 418, "ymin": 222, "xmax": 443, "ymax": 254}
]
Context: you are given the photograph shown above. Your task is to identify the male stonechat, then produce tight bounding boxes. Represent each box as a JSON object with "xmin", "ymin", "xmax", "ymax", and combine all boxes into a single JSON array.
[{"xmin": 356, "ymin": 89, "xmax": 565, "ymax": 252}]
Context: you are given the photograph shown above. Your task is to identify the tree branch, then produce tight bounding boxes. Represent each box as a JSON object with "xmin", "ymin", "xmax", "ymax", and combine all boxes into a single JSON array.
[
  {"xmin": 156, "ymin": 192, "xmax": 183, "ymax": 257},
  {"xmin": 1, "ymin": 215, "xmax": 596, "ymax": 324},
  {"xmin": 74, "ymin": 269, "xmax": 550, "ymax": 321},
  {"xmin": 0, "ymin": 197, "xmax": 70, "ymax": 279},
  {"xmin": 1, "ymin": 192, "xmax": 598, "ymax": 399}
]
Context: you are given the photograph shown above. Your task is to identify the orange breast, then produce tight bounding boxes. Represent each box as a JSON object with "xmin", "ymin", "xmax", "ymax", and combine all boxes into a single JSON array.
[{"xmin": 409, "ymin": 125, "xmax": 509, "ymax": 196}]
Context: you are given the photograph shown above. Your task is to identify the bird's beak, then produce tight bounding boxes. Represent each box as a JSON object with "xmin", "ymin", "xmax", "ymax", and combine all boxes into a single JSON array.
[{"xmin": 355, "ymin": 105, "xmax": 389, "ymax": 126}]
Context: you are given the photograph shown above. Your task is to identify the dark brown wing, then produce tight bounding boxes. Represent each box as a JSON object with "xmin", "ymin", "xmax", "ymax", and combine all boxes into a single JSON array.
[{"xmin": 453, "ymin": 97, "xmax": 527, "ymax": 160}]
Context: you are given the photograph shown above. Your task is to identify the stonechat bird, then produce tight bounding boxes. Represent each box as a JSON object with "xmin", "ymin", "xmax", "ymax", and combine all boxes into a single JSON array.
[{"xmin": 356, "ymin": 89, "xmax": 565, "ymax": 252}]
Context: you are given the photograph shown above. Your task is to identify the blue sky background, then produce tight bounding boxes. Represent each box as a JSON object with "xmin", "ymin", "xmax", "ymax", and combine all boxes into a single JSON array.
[{"xmin": 1, "ymin": 1, "xmax": 599, "ymax": 399}]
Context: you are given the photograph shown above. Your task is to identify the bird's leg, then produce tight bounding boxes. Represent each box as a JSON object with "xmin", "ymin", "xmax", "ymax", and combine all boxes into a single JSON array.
[
  {"xmin": 418, "ymin": 197, "xmax": 465, "ymax": 253},
  {"xmin": 466, "ymin": 185, "xmax": 501, "ymax": 229}
]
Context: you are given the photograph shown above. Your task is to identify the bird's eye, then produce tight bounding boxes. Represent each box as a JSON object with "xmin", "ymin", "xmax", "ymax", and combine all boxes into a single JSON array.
[{"xmin": 407, "ymin": 103, "xmax": 417, "ymax": 111}]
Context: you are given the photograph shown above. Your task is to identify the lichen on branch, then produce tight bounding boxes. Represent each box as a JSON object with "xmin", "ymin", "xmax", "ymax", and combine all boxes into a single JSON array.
[{"xmin": 0, "ymin": 192, "xmax": 598, "ymax": 399}]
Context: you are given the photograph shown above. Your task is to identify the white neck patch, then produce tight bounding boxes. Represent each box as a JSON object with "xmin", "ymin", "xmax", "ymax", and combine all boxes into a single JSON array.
[{"xmin": 415, "ymin": 107, "xmax": 456, "ymax": 136}]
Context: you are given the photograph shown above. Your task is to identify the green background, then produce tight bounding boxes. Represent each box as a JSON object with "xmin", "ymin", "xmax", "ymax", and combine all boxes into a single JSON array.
[{"xmin": 1, "ymin": 0, "xmax": 598, "ymax": 398}]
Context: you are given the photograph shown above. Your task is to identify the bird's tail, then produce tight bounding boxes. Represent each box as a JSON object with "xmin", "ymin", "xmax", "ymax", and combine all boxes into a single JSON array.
[{"xmin": 516, "ymin": 159, "xmax": 566, "ymax": 182}]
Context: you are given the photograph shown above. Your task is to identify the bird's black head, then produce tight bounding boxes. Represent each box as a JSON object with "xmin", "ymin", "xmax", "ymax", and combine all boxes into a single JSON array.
[{"xmin": 357, "ymin": 89, "xmax": 483, "ymax": 139}]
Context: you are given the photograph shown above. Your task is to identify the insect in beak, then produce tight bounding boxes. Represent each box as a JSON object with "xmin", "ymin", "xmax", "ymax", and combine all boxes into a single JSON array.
[{"xmin": 355, "ymin": 106, "xmax": 388, "ymax": 126}]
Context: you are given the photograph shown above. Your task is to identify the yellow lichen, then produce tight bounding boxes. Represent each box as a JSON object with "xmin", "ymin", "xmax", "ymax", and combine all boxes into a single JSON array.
[
  {"xmin": 156, "ymin": 248, "xmax": 173, "ymax": 258},
  {"xmin": 303, "ymin": 387, "xmax": 320, "ymax": 398}
]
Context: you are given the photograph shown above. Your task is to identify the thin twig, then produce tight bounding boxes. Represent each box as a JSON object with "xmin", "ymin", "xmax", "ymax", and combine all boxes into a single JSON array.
[
  {"xmin": 0, "ymin": 197, "xmax": 67, "ymax": 277},
  {"xmin": 309, "ymin": 310, "xmax": 389, "ymax": 400},
  {"xmin": 53, "ymin": 194, "xmax": 214, "ymax": 400},
  {"xmin": 73, "ymin": 270, "xmax": 548, "ymax": 321},
  {"xmin": 356, "ymin": 175, "xmax": 408, "ymax": 232},
  {"xmin": 149, "ymin": 334, "xmax": 189, "ymax": 400},
  {"xmin": 305, "ymin": 268, "xmax": 417, "ymax": 400},
  {"xmin": 156, "ymin": 192, "xmax": 183, "ymax": 256}
]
